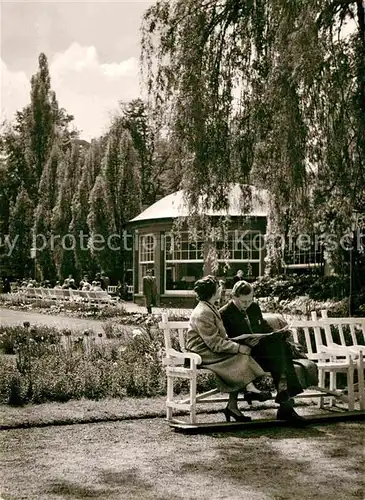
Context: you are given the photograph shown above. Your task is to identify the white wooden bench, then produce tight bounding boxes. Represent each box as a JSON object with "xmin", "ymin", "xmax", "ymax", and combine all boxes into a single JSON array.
[
  {"xmin": 14, "ymin": 287, "xmax": 118, "ymax": 306},
  {"xmin": 292, "ymin": 310, "xmax": 365, "ymax": 410},
  {"xmin": 159, "ymin": 312, "xmax": 365, "ymax": 427}
]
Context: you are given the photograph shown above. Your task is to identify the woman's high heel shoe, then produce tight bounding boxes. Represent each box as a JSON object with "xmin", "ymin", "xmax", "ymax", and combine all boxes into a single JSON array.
[
  {"xmin": 223, "ymin": 407, "xmax": 252, "ymax": 422},
  {"xmin": 244, "ymin": 390, "xmax": 272, "ymax": 405}
]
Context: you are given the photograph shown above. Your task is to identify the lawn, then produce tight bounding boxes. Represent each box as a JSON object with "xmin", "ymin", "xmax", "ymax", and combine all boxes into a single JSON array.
[{"xmin": 1, "ymin": 415, "xmax": 364, "ymax": 500}]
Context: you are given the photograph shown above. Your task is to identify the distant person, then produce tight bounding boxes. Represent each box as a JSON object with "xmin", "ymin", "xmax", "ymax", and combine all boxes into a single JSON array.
[
  {"xmin": 94, "ymin": 281, "xmax": 103, "ymax": 291},
  {"xmin": 61, "ymin": 278, "xmax": 70, "ymax": 289},
  {"xmin": 118, "ymin": 282, "xmax": 129, "ymax": 300},
  {"xmin": 3, "ymin": 278, "xmax": 11, "ymax": 294},
  {"xmin": 100, "ymin": 272, "xmax": 110, "ymax": 291},
  {"xmin": 68, "ymin": 278, "xmax": 77, "ymax": 290},
  {"xmin": 142, "ymin": 269, "xmax": 157, "ymax": 314},
  {"xmin": 81, "ymin": 278, "xmax": 91, "ymax": 291},
  {"xmin": 232, "ymin": 269, "xmax": 244, "ymax": 287},
  {"xmin": 90, "ymin": 281, "xmax": 102, "ymax": 291},
  {"xmin": 95, "ymin": 273, "xmax": 105, "ymax": 290},
  {"xmin": 54, "ymin": 281, "xmax": 62, "ymax": 289},
  {"xmin": 79, "ymin": 276, "xmax": 87, "ymax": 289}
]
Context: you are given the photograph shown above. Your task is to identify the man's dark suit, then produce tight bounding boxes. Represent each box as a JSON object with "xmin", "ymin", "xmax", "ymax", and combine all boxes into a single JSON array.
[{"xmin": 219, "ymin": 300, "xmax": 303, "ymax": 399}]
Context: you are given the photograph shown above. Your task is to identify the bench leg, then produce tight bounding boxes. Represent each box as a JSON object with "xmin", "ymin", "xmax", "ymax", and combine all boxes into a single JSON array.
[
  {"xmin": 347, "ymin": 362, "xmax": 355, "ymax": 411},
  {"xmin": 329, "ymin": 371, "xmax": 336, "ymax": 407},
  {"xmin": 357, "ymin": 353, "xmax": 365, "ymax": 411},
  {"xmin": 166, "ymin": 375, "xmax": 174, "ymax": 422},
  {"xmin": 318, "ymin": 367, "xmax": 325, "ymax": 408},
  {"xmin": 189, "ymin": 375, "xmax": 197, "ymax": 425}
]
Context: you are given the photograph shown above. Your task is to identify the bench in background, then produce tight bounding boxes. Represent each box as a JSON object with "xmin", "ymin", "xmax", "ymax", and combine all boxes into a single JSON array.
[{"xmin": 8, "ymin": 287, "xmax": 118, "ymax": 306}]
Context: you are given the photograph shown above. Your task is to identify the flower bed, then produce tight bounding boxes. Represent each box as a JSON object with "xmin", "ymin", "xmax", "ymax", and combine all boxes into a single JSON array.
[
  {"xmin": 0, "ymin": 294, "xmax": 128, "ymax": 319},
  {"xmin": 257, "ymin": 296, "xmax": 350, "ymax": 318},
  {"xmin": 0, "ymin": 320, "xmax": 215, "ymax": 405}
]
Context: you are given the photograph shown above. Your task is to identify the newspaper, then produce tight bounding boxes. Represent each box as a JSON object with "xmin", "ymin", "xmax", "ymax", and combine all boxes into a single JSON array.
[{"xmin": 231, "ymin": 323, "xmax": 291, "ymax": 344}]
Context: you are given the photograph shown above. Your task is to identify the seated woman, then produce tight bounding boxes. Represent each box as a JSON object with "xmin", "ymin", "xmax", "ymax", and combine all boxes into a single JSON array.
[
  {"xmin": 186, "ymin": 276, "xmax": 271, "ymax": 423},
  {"xmin": 219, "ymin": 280, "xmax": 306, "ymax": 424}
]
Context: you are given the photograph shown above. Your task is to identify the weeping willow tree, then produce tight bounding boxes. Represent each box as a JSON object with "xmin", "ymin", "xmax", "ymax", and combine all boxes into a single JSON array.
[{"xmin": 141, "ymin": 0, "xmax": 365, "ymax": 274}]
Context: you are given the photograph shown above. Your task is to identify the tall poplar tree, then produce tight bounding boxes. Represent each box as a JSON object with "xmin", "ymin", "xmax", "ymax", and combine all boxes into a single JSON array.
[
  {"xmin": 87, "ymin": 175, "xmax": 117, "ymax": 276},
  {"xmin": 33, "ymin": 142, "xmax": 63, "ymax": 281},
  {"xmin": 21, "ymin": 53, "xmax": 57, "ymax": 199},
  {"xmin": 8, "ymin": 188, "xmax": 34, "ymax": 278},
  {"xmin": 120, "ymin": 99, "xmax": 154, "ymax": 205},
  {"xmin": 51, "ymin": 143, "xmax": 84, "ymax": 279},
  {"xmin": 70, "ymin": 140, "xmax": 102, "ymax": 277},
  {"xmin": 87, "ymin": 125, "xmax": 141, "ymax": 279},
  {"xmin": 1, "ymin": 52, "xmax": 76, "ymax": 280}
]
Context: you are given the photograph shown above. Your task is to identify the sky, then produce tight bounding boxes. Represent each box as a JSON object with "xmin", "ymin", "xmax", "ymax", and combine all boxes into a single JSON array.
[{"xmin": 0, "ymin": 0, "xmax": 155, "ymax": 140}]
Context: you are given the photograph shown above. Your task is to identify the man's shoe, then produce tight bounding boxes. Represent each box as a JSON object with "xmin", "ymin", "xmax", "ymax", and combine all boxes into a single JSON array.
[
  {"xmin": 244, "ymin": 390, "xmax": 272, "ymax": 405},
  {"xmin": 277, "ymin": 407, "xmax": 307, "ymax": 426}
]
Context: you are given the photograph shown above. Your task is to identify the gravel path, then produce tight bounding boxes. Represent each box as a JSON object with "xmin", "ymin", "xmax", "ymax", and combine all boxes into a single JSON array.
[
  {"xmin": 1, "ymin": 418, "xmax": 364, "ymax": 500},
  {"xmin": 0, "ymin": 302, "xmax": 193, "ymax": 333}
]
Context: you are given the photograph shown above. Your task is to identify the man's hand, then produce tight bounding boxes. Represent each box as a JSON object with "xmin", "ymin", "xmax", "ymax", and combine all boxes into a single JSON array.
[{"xmin": 245, "ymin": 337, "xmax": 262, "ymax": 348}]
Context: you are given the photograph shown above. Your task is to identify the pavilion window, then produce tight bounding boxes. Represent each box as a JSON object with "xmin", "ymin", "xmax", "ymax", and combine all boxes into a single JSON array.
[
  {"xmin": 163, "ymin": 230, "xmax": 263, "ymax": 292},
  {"xmin": 164, "ymin": 232, "xmax": 204, "ymax": 292},
  {"xmin": 139, "ymin": 234, "xmax": 155, "ymax": 293},
  {"xmin": 283, "ymin": 235, "xmax": 324, "ymax": 270}
]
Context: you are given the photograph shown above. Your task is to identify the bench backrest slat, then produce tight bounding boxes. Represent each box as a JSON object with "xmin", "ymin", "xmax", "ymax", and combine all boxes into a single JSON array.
[
  {"xmin": 338, "ymin": 324, "xmax": 346, "ymax": 346},
  {"xmin": 349, "ymin": 325, "xmax": 357, "ymax": 346},
  {"xmin": 159, "ymin": 313, "xmax": 365, "ymax": 363},
  {"xmin": 304, "ymin": 327, "xmax": 314, "ymax": 356},
  {"xmin": 178, "ymin": 329, "xmax": 186, "ymax": 351},
  {"xmin": 319, "ymin": 310, "xmax": 365, "ymax": 347},
  {"xmin": 163, "ymin": 329, "xmax": 172, "ymax": 350}
]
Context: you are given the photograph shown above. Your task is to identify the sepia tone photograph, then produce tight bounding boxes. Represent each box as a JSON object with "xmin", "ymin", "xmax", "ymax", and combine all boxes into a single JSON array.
[{"xmin": 0, "ymin": 0, "xmax": 364, "ymax": 498}]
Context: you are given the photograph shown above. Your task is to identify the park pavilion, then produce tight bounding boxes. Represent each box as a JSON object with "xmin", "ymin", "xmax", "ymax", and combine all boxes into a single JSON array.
[{"xmin": 127, "ymin": 184, "xmax": 323, "ymax": 307}]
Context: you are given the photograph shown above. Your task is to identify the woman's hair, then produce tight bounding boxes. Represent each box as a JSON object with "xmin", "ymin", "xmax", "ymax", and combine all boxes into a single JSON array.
[
  {"xmin": 232, "ymin": 280, "xmax": 253, "ymax": 297},
  {"xmin": 194, "ymin": 275, "xmax": 219, "ymax": 301}
]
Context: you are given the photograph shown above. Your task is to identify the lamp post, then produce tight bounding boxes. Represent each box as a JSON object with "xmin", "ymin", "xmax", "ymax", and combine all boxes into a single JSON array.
[
  {"xmin": 349, "ymin": 210, "xmax": 359, "ymax": 316},
  {"xmin": 30, "ymin": 247, "xmax": 36, "ymax": 281}
]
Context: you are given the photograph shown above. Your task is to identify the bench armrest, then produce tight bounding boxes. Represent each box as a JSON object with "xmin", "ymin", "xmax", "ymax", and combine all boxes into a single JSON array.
[
  {"xmin": 319, "ymin": 345, "xmax": 362, "ymax": 360},
  {"xmin": 163, "ymin": 348, "xmax": 202, "ymax": 368}
]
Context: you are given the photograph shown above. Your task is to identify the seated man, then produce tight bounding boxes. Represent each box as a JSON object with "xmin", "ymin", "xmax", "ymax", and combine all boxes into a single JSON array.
[{"xmin": 219, "ymin": 280, "xmax": 306, "ymax": 423}]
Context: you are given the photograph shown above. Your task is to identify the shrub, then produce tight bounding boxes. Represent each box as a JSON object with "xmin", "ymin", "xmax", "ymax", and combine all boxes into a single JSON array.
[
  {"xmin": 0, "ymin": 325, "xmax": 62, "ymax": 355},
  {"xmin": 253, "ymin": 274, "xmax": 349, "ymax": 301},
  {"xmin": 0, "ymin": 357, "xmax": 27, "ymax": 406},
  {"xmin": 102, "ymin": 321, "xmax": 132, "ymax": 340}
]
